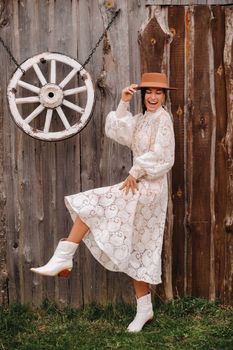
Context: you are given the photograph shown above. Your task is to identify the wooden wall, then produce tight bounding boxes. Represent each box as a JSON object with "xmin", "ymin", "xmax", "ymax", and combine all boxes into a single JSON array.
[{"xmin": 0, "ymin": 0, "xmax": 232, "ymax": 307}]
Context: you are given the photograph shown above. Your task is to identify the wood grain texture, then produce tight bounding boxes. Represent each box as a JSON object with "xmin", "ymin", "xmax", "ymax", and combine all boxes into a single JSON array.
[
  {"xmin": 191, "ymin": 6, "xmax": 213, "ymax": 298},
  {"xmin": 210, "ymin": 5, "xmax": 227, "ymax": 303},
  {"xmin": 0, "ymin": 0, "xmax": 8, "ymax": 304},
  {"xmin": 168, "ymin": 5, "xmax": 185, "ymax": 298},
  {"xmin": 223, "ymin": 6, "xmax": 233, "ymax": 304}
]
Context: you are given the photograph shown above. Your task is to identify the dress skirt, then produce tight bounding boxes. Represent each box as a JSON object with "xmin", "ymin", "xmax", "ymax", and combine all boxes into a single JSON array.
[{"xmin": 64, "ymin": 175, "xmax": 168, "ymax": 285}]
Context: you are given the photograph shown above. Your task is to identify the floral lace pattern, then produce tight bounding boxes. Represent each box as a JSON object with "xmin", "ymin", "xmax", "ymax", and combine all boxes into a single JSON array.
[{"xmin": 65, "ymin": 101, "xmax": 175, "ymax": 284}]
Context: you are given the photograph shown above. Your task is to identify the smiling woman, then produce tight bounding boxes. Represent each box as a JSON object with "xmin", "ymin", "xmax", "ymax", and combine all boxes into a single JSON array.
[{"xmin": 31, "ymin": 71, "xmax": 176, "ymax": 333}]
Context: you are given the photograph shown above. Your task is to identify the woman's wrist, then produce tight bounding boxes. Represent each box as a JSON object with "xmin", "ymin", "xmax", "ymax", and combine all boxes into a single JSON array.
[
  {"xmin": 121, "ymin": 96, "xmax": 130, "ymax": 102},
  {"xmin": 116, "ymin": 100, "xmax": 129, "ymax": 118},
  {"xmin": 129, "ymin": 164, "xmax": 146, "ymax": 180}
]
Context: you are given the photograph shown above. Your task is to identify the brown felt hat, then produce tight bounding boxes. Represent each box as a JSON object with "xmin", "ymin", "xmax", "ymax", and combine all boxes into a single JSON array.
[{"xmin": 137, "ymin": 72, "xmax": 177, "ymax": 90}]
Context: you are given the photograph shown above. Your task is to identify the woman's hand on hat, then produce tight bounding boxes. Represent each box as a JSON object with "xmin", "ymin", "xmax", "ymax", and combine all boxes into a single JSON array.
[
  {"xmin": 119, "ymin": 174, "xmax": 138, "ymax": 195},
  {"xmin": 121, "ymin": 84, "xmax": 138, "ymax": 102}
]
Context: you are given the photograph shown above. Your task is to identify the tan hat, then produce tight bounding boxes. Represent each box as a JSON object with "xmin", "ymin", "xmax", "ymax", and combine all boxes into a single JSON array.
[{"xmin": 137, "ymin": 72, "xmax": 177, "ymax": 90}]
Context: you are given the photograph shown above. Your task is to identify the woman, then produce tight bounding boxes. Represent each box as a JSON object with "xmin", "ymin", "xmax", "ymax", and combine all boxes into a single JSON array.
[{"xmin": 31, "ymin": 72, "xmax": 176, "ymax": 332}]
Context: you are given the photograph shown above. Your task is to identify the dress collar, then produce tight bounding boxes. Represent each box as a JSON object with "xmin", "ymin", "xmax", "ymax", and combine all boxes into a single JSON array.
[{"xmin": 144, "ymin": 106, "xmax": 164, "ymax": 117}]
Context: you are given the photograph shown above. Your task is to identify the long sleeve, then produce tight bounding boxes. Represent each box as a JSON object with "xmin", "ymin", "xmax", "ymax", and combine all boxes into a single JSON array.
[
  {"xmin": 129, "ymin": 112, "xmax": 175, "ymax": 180},
  {"xmin": 105, "ymin": 100, "xmax": 137, "ymax": 148}
]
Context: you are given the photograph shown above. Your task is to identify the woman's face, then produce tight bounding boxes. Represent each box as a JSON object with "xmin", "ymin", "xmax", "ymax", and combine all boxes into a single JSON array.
[{"xmin": 144, "ymin": 87, "xmax": 165, "ymax": 113}]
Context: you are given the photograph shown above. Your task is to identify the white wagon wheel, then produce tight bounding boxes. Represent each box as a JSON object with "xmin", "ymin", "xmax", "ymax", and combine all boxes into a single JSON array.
[{"xmin": 7, "ymin": 52, "xmax": 95, "ymax": 141}]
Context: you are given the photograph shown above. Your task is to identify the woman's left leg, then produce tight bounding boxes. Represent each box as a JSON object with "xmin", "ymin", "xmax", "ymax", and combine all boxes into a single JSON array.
[
  {"xmin": 133, "ymin": 280, "xmax": 149, "ymax": 298},
  {"xmin": 66, "ymin": 216, "xmax": 89, "ymax": 243},
  {"xmin": 127, "ymin": 279, "xmax": 154, "ymax": 332}
]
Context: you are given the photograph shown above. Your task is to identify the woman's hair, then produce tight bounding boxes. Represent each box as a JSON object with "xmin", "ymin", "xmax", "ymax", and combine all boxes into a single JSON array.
[{"xmin": 141, "ymin": 88, "xmax": 167, "ymax": 113}]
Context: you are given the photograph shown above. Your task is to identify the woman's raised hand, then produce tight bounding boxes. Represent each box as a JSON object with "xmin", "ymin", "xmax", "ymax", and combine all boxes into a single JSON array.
[{"xmin": 121, "ymin": 84, "xmax": 138, "ymax": 102}]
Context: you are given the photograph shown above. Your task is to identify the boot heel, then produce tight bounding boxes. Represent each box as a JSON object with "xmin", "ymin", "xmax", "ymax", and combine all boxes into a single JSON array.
[{"xmin": 58, "ymin": 269, "xmax": 72, "ymax": 278}]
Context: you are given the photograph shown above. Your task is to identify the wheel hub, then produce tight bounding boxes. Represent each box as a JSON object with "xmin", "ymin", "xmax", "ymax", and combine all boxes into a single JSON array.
[{"xmin": 39, "ymin": 83, "xmax": 63, "ymax": 108}]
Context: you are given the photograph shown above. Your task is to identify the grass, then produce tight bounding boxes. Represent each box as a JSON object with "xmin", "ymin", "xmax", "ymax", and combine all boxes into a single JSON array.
[{"xmin": 0, "ymin": 297, "xmax": 233, "ymax": 350}]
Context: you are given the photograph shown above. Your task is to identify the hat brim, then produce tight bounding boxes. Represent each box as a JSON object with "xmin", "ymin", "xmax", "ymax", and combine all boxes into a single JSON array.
[{"xmin": 136, "ymin": 84, "xmax": 177, "ymax": 90}]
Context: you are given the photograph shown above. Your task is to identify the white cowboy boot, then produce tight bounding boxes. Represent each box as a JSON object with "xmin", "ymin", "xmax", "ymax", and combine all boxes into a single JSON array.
[
  {"xmin": 127, "ymin": 292, "xmax": 154, "ymax": 332},
  {"xmin": 30, "ymin": 240, "xmax": 79, "ymax": 277}
]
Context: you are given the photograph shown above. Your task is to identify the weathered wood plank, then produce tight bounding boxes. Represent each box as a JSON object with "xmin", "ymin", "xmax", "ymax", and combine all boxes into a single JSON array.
[
  {"xmin": 0, "ymin": 0, "xmax": 9, "ymax": 307},
  {"xmin": 191, "ymin": 5, "xmax": 213, "ymax": 297},
  {"xmin": 0, "ymin": 85, "xmax": 8, "ymax": 306},
  {"xmin": 208, "ymin": 6, "xmax": 217, "ymax": 302},
  {"xmin": 63, "ymin": 0, "xmax": 83, "ymax": 308},
  {"xmin": 168, "ymin": 5, "xmax": 186, "ymax": 298},
  {"xmin": 223, "ymin": 6, "xmax": 233, "ymax": 304},
  {"xmin": 51, "ymin": 0, "xmax": 80, "ymax": 308},
  {"xmin": 97, "ymin": 0, "xmax": 135, "ymax": 304},
  {"xmin": 4, "ymin": 0, "xmax": 24, "ymax": 304},
  {"xmin": 20, "ymin": 0, "xmax": 45, "ymax": 306},
  {"xmin": 184, "ymin": 5, "xmax": 195, "ymax": 296},
  {"xmin": 210, "ymin": 5, "xmax": 228, "ymax": 302}
]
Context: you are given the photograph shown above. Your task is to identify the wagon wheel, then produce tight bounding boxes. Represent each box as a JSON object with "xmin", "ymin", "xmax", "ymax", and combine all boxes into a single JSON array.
[{"xmin": 7, "ymin": 52, "xmax": 95, "ymax": 141}]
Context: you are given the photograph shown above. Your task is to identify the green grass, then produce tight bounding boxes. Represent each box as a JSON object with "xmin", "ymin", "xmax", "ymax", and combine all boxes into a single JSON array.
[{"xmin": 0, "ymin": 297, "xmax": 233, "ymax": 350}]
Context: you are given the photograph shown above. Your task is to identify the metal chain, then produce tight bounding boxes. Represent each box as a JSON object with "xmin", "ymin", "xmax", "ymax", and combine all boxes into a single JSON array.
[
  {"xmin": 0, "ymin": 37, "xmax": 25, "ymax": 74},
  {"xmin": 0, "ymin": 9, "xmax": 120, "ymax": 75},
  {"xmin": 78, "ymin": 9, "xmax": 120, "ymax": 72}
]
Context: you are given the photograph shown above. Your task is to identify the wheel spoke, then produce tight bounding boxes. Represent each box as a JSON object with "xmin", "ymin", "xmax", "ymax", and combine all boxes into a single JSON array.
[
  {"xmin": 33, "ymin": 63, "xmax": 47, "ymax": 86},
  {"xmin": 18, "ymin": 80, "xmax": 40, "ymax": 94},
  {"xmin": 56, "ymin": 106, "xmax": 71, "ymax": 130},
  {"xmin": 50, "ymin": 59, "xmax": 56, "ymax": 84},
  {"xmin": 16, "ymin": 96, "xmax": 40, "ymax": 104},
  {"xmin": 24, "ymin": 104, "xmax": 45, "ymax": 124},
  {"xmin": 63, "ymin": 86, "xmax": 87, "ymax": 96},
  {"xmin": 62, "ymin": 99, "xmax": 84, "ymax": 114},
  {"xmin": 59, "ymin": 68, "xmax": 77, "ymax": 89},
  {"xmin": 44, "ymin": 109, "xmax": 53, "ymax": 133}
]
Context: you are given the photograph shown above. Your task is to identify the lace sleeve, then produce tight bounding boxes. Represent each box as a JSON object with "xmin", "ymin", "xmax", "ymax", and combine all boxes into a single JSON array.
[
  {"xmin": 105, "ymin": 100, "xmax": 137, "ymax": 148},
  {"xmin": 129, "ymin": 112, "xmax": 175, "ymax": 180}
]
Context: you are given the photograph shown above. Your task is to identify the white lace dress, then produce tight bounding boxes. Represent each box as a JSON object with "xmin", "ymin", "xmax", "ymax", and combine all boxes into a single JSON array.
[{"xmin": 65, "ymin": 100, "xmax": 175, "ymax": 284}]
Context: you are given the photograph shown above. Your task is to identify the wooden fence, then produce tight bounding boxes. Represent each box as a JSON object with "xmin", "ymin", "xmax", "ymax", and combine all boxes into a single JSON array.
[{"xmin": 0, "ymin": 0, "xmax": 233, "ymax": 307}]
